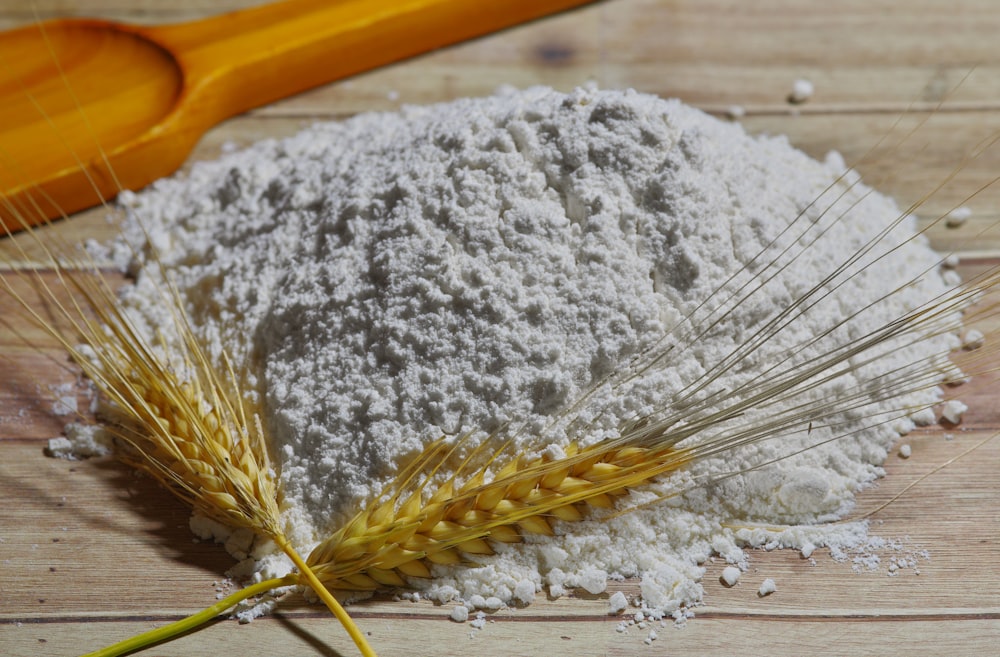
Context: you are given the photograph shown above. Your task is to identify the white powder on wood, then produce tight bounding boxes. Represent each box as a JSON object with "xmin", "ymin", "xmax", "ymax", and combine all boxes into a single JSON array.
[
  {"xmin": 608, "ymin": 591, "xmax": 629, "ymax": 614},
  {"xmin": 50, "ymin": 383, "xmax": 78, "ymax": 416},
  {"xmin": 46, "ymin": 423, "xmax": 113, "ymax": 459},
  {"xmin": 113, "ymin": 86, "xmax": 963, "ymax": 615},
  {"xmin": 720, "ymin": 566, "xmax": 742, "ymax": 587},
  {"xmin": 945, "ymin": 206, "xmax": 972, "ymax": 228},
  {"xmin": 963, "ymin": 329, "xmax": 985, "ymax": 350},
  {"xmin": 789, "ymin": 79, "xmax": 814, "ymax": 104},
  {"xmin": 941, "ymin": 399, "xmax": 968, "ymax": 424}
]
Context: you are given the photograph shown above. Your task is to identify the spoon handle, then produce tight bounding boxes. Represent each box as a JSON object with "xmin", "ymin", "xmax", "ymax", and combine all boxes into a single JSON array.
[{"xmin": 145, "ymin": 0, "xmax": 595, "ymax": 122}]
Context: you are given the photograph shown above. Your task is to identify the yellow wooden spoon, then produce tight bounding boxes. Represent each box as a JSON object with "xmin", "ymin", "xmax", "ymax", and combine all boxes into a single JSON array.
[{"xmin": 0, "ymin": 0, "xmax": 593, "ymax": 231}]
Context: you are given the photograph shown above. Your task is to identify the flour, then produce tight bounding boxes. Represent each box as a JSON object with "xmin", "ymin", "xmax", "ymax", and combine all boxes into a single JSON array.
[
  {"xmin": 112, "ymin": 86, "xmax": 960, "ymax": 616},
  {"xmin": 758, "ymin": 578, "xmax": 778, "ymax": 597}
]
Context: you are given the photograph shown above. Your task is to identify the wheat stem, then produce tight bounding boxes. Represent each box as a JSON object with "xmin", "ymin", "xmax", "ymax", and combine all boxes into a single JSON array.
[
  {"xmin": 0, "ymin": 215, "xmax": 376, "ymax": 655},
  {"xmin": 79, "ymin": 574, "xmax": 297, "ymax": 657},
  {"xmin": 75, "ymin": 534, "xmax": 379, "ymax": 657},
  {"xmin": 273, "ymin": 534, "xmax": 379, "ymax": 657}
]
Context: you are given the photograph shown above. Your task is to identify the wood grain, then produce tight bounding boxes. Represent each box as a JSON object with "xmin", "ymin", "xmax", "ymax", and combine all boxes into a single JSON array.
[{"xmin": 2, "ymin": 1, "xmax": 1000, "ymax": 656}]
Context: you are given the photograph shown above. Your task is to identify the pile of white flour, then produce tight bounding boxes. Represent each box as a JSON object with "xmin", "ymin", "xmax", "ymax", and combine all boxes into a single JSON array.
[{"xmin": 111, "ymin": 86, "xmax": 960, "ymax": 616}]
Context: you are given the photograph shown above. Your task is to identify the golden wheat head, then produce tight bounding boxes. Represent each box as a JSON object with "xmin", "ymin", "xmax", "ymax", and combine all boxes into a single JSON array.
[{"xmin": 0, "ymin": 210, "xmax": 377, "ymax": 655}]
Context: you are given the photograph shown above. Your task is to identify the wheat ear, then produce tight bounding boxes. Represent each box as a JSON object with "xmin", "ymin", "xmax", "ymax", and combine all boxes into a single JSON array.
[
  {"xmin": 303, "ymin": 261, "xmax": 999, "ymax": 589},
  {"xmin": 0, "ymin": 211, "xmax": 379, "ymax": 657},
  {"xmin": 0, "ymin": 40, "xmax": 381, "ymax": 657}
]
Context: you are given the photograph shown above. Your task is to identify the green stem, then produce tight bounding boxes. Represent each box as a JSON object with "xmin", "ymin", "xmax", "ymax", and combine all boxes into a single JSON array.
[
  {"xmin": 273, "ymin": 535, "xmax": 380, "ymax": 657},
  {"xmin": 79, "ymin": 574, "xmax": 298, "ymax": 657}
]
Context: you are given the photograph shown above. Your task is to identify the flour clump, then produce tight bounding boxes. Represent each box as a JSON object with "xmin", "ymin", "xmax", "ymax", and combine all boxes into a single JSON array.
[{"xmin": 117, "ymin": 86, "xmax": 958, "ymax": 614}]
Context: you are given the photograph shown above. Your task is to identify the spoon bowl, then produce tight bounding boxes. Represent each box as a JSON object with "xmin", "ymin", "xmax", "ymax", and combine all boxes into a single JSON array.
[{"xmin": 0, "ymin": 0, "xmax": 594, "ymax": 231}]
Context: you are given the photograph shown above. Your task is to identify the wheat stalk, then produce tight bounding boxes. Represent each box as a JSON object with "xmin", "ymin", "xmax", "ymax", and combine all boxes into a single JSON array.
[
  {"xmin": 303, "ymin": 282, "xmax": 999, "ymax": 590},
  {"xmin": 0, "ymin": 196, "xmax": 379, "ymax": 657}
]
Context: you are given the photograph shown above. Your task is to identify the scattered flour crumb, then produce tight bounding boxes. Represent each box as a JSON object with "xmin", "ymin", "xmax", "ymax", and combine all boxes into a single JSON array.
[
  {"xmin": 725, "ymin": 104, "xmax": 746, "ymax": 119},
  {"xmin": 469, "ymin": 611, "xmax": 487, "ymax": 630},
  {"xmin": 48, "ymin": 382, "xmax": 79, "ymax": 416},
  {"xmin": 831, "ymin": 534, "xmax": 929, "ymax": 576},
  {"xmin": 720, "ymin": 566, "xmax": 742, "ymax": 587},
  {"xmin": 450, "ymin": 605, "xmax": 469, "ymax": 622},
  {"xmin": 513, "ymin": 579, "xmax": 536, "ymax": 605},
  {"xmin": 898, "ymin": 444, "xmax": 912, "ymax": 458},
  {"xmin": 235, "ymin": 597, "xmax": 276, "ymax": 624},
  {"xmin": 428, "ymin": 584, "xmax": 459, "ymax": 603},
  {"xmin": 757, "ymin": 578, "xmax": 777, "ymax": 597},
  {"xmin": 608, "ymin": 591, "xmax": 628, "ymax": 615},
  {"xmin": 911, "ymin": 407, "xmax": 936, "ymax": 427},
  {"xmin": 945, "ymin": 206, "xmax": 972, "ymax": 228},
  {"xmin": 578, "ymin": 568, "xmax": 609, "ymax": 595},
  {"xmin": 963, "ymin": 329, "xmax": 985, "ymax": 350},
  {"xmin": 940, "ymin": 399, "xmax": 968, "ymax": 425},
  {"xmin": 789, "ymin": 78, "xmax": 814, "ymax": 103},
  {"xmin": 547, "ymin": 568, "xmax": 568, "ymax": 599},
  {"xmin": 51, "ymin": 396, "xmax": 77, "ymax": 416},
  {"xmin": 45, "ymin": 423, "xmax": 113, "ymax": 459}
]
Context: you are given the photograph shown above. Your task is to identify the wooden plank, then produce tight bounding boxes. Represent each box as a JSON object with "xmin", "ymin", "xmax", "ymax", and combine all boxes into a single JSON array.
[
  {"xmin": 1, "ymin": 277, "xmax": 998, "ymax": 651},
  {"xmin": 3, "ymin": 613, "xmax": 999, "ymax": 656},
  {"xmin": 5, "ymin": 0, "xmax": 1000, "ymax": 111},
  {"xmin": 3, "ymin": 420, "xmax": 998, "ymax": 619}
]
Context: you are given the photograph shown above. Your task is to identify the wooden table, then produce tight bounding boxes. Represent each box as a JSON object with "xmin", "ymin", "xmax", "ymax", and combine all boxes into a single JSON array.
[{"xmin": 2, "ymin": 1, "xmax": 998, "ymax": 655}]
